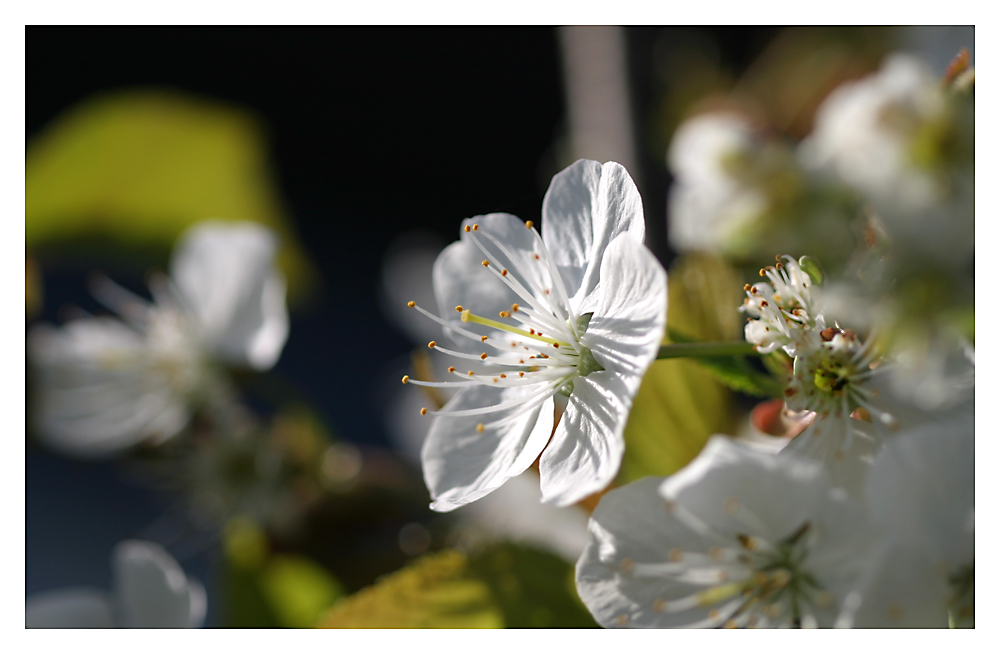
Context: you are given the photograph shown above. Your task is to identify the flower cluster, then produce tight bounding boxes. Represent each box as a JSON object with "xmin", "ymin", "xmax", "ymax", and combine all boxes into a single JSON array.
[{"xmin": 570, "ymin": 52, "xmax": 974, "ymax": 629}]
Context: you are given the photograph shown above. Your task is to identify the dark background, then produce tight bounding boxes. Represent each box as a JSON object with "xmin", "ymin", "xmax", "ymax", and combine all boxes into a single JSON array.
[{"xmin": 26, "ymin": 26, "xmax": 782, "ymax": 619}]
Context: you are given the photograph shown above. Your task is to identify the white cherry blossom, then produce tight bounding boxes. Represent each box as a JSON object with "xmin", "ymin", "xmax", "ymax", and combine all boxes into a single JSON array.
[
  {"xmin": 404, "ymin": 160, "xmax": 667, "ymax": 511},
  {"xmin": 28, "ymin": 220, "xmax": 289, "ymax": 456},
  {"xmin": 26, "ymin": 540, "xmax": 206, "ymax": 628},
  {"xmin": 576, "ymin": 437, "xmax": 871, "ymax": 628}
]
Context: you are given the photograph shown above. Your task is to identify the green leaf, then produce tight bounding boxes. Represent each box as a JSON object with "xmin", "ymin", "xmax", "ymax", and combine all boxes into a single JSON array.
[
  {"xmin": 314, "ymin": 544, "xmax": 598, "ymax": 629},
  {"xmin": 617, "ymin": 254, "xmax": 740, "ymax": 483},
  {"xmin": 25, "ymin": 89, "xmax": 317, "ymax": 302},
  {"xmin": 467, "ymin": 543, "xmax": 598, "ymax": 628},
  {"xmin": 315, "ymin": 550, "xmax": 504, "ymax": 628},
  {"xmin": 261, "ymin": 555, "xmax": 346, "ymax": 629}
]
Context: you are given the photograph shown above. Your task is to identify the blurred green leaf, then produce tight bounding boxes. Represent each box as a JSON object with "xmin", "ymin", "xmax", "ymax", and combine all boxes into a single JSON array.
[
  {"xmin": 316, "ymin": 550, "xmax": 503, "ymax": 628},
  {"xmin": 25, "ymin": 89, "xmax": 317, "ymax": 302},
  {"xmin": 261, "ymin": 555, "xmax": 345, "ymax": 629},
  {"xmin": 617, "ymin": 254, "xmax": 740, "ymax": 484},
  {"xmin": 467, "ymin": 543, "xmax": 598, "ymax": 628}
]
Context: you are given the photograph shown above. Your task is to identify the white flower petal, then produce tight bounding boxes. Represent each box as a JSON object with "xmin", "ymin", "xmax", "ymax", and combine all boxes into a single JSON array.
[
  {"xmin": 170, "ymin": 220, "xmax": 288, "ymax": 370},
  {"xmin": 432, "ymin": 213, "xmax": 538, "ymax": 351},
  {"xmin": 113, "ymin": 540, "xmax": 204, "ymax": 628},
  {"xmin": 577, "ymin": 235, "xmax": 667, "ymax": 378},
  {"xmin": 836, "ymin": 544, "xmax": 950, "ymax": 628},
  {"xmin": 422, "ymin": 384, "xmax": 555, "ymax": 512},
  {"xmin": 542, "ymin": 160, "xmax": 645, "ymax": 303},
  {"xmin": 25, "ymin": 589, "xmax": 115, "ymax": 628},
  {"xmin": 661, "ymin": 437, "xmax": 830, "ymax": 539},
  {"xmin": 28, "ymin": 319, "xmax": 192, "ymax": 456},
  {"xmin": 868, "ymin": 405, "xmax": 974, "ymax": 567},
  {"xmin": 575, "ymin": 478, "xmax": 722, "ymax": 628},
  {"xmin": 780, "ymin": 417, "xmax": 880, "ymax": 497},
  {"xmin": 538, "ymin": 373, "xmax": 631, "ymax": 506}
]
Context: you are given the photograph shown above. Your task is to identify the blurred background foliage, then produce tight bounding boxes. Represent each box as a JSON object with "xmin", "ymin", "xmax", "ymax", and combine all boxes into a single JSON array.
[
  {"xmin": 26, "ymin": 89, "xmax": 318, "ymax": 303},
  {"xmin": 25, "ymin": 26, "xmax": 973, "ymax": 628}
]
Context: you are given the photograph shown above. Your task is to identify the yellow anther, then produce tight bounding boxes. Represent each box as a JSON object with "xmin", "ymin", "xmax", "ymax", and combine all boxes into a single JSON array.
[
  {"xmin": 472, "ymin": 224, "xmax": 479, "ymax": 231},
  {"xmin": 475, "ymin": 423, "xmax": 484, "ymax": 432},
  {"xmin": 464, "ymin": 225, "xmax": 471, "ymax": 232},
  {"xmin": 759, "ymin": 268, "xmax": 766, "ymax": 276},
  {"xmin": 760, "ymin": 300, "xmax": 769, "ymax": 308},
  {"xmin": 500, "ymin": 374, "xmax": 506, "ymax": 378},
  {"xmin": 428, "ymin": 341, "xmax": 437, "ymax": 349},
  {"xmin": 501, "ymin": 269, "xmax": 508, "ymax": 276},
  {"xmin": 776, "ymin": 254, "xmax": 782, "ymax": 262},
  {"xmin": 481, "ymin": 335, "xmax": 488, "ymax": 342},
  {"xmin": 401, "ymin": 375, "xmax": 410, "ymax": 384},
  {"xmin": 480, "ymin": 353, "xmax": 488, "ymax": 360},
  {"xmin": 511, "ymin": 303, "xmax": 519, "ymax": 312},
  {"xmin": 455, "ymin": 305, "xmax": 464, "ymax": 312},
  {"xmin": 420, "ymin": 407, "xmax": 427, "ymax": 415},
  {"xmin": 467, "ymin": 370, "xmax": 475, "ymax": 376},
  {"xmin": 533, "ymin": 253, "xmax": 540, "ymax": 260},
  {"xmin": 499, "ymin": 311, "xmax": 509, "ymax": 318},
  {"xmin": 743, "ymin": 284, "xmax": 751, "ymax": 292},
  {"xmin": 518, "ymin": 372, "xmax": 524, "ymax": 378},
  {"xmin": 407, "ymin": 301, "xmax": 416, "ymax": 308},
  {"xmin": 738, "ymin": 534, "xmax": 757, "ymax": 551},
  {"xmin": 448, "ymin": 366, "xmax": 456, "ymax": 373},
  {"xmin": 482, "ymin": 260, "xmax": 490, "ymax": 267},
  {"xmin": 525, "ymin": 220, "xmax": 533, "ymax": 229},
  {"xmin": 553, "ymin": 343, "xmax": 560, "ymax": 348}
]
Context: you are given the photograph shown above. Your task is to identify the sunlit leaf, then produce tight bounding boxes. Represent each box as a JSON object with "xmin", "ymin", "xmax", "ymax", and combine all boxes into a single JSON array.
[
  {"xmin": 467, "ymin": 543, "xmax": 598, "ymax": 628},
  {"xmin": 616, "ymin": 253, "xmax": 741, "ymax": 484},
  {"xmin": 261, "ymin": 555, "xmax": 345, "ymax": 629},
  {"xmin": 25, "ymin": 89, "xmax": 317, "ymax": 301},
  {"xmin": 316, "ymin": 550, "xmax": 503, "ymax": 628}
]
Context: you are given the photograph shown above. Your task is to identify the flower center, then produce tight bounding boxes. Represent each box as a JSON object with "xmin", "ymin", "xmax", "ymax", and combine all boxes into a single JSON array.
[{"xmin": 403, "ymin": 219, "xmax": 602, "ymax": 428}]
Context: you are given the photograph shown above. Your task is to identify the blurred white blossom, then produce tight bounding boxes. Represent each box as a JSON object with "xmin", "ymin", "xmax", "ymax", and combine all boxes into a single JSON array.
[
  {"xmin": 576, "ymin": 437, "xmax": 871, "ymax": 628},
  {"xmin": 26, "ymin": 540, "xmax": 206, "ymax": 628},
  {"xmin": 29, "ymin": 220, "xmax": 288, "ymax": 456},
  {"xmin": 405, "ymin": 160, "xmax": 666, "ymax": 511},
  {"xmin": 667, "ymin": 113, "xmax": 767, "ymax": 253}
]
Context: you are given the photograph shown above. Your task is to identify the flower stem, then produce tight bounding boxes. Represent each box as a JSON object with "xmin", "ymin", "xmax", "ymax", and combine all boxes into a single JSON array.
[{"xmin": 656, "ymin": 341, "xmax": 757, "ymax": 359}]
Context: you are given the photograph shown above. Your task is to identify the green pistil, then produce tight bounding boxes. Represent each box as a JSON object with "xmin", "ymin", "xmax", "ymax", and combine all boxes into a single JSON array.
[{"xmin": 813, "ymin": 358, "xmax": 851, "ymax": 394}]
